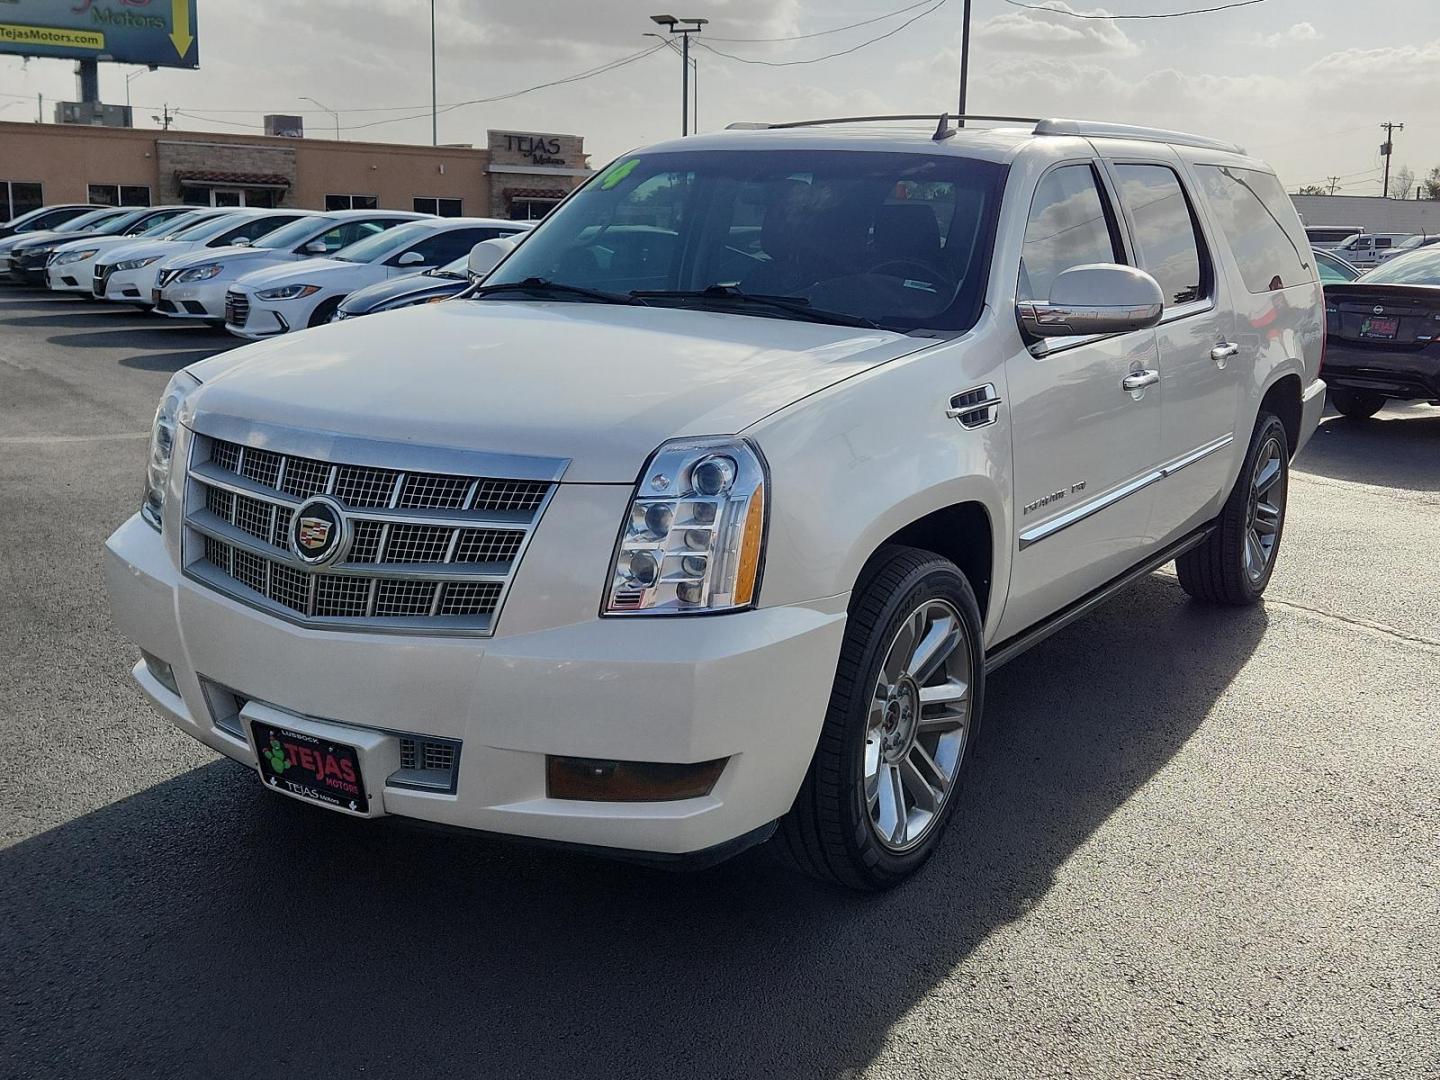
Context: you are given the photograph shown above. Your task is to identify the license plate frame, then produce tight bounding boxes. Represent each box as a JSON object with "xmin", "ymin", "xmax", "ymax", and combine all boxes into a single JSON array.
[
  {"xmin": 249, "ymin": 717, "xmax": 372, "ymax": 815},
  {"xmin": 1360, "ymin": 315, "xmax": 1399, "ymax": 339}
]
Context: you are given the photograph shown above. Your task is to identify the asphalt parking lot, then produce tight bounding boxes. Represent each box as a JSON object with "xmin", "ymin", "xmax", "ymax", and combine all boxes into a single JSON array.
[{"xmin": 1, "ymin": 288, "xmax": 1436, "ymax": 1080}]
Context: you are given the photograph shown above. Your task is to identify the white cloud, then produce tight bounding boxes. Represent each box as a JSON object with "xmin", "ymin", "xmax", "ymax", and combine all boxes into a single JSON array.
[
  {"xmin": 974, "ymin": 2, "xmax": 1140, "ymax": 57},
  {"xmin": 1251, "ymin": 22, "xmax": 1322, "ymax": 48}
]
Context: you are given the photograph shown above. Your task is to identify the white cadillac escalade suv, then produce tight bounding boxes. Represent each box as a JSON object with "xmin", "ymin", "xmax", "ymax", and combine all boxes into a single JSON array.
[{"xmin": 105, "ymin": 116, "xmax": 1326, "ymax": 889}]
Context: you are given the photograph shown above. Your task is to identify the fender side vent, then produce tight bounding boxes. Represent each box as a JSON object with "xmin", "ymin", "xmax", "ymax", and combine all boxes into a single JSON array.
[{"xmin": 947, "ymin": 384, "xmax": 1002, "ymax": 429}]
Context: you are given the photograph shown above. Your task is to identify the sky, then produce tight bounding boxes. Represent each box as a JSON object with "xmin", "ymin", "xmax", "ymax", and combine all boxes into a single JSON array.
[{"xmin": 2, "ymin": 0, "xmax": 1438, "ymax": 195}]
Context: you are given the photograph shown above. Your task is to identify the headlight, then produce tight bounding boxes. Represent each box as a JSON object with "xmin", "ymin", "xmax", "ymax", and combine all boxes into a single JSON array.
[
  {"xmin": 115, "ymin": 255, "xmax": 161, "ymax": 271},
  {"xmin": 53, "ymin": 248, "xmax": 99, "ymax": 265},
  {"xmin": 255, "ymin": 283, "xmax": 321, "ymax": 301},
  {"xmin": 177, "ymin": 264, "xmax": 223, "ymax": 282},
  {"xmin": 142, "ymin": 370, "xmax": 201, "ymax": 530},
  {"xmin": 605, "ymin": 437, "xmax": 767, "ymax": 615}
]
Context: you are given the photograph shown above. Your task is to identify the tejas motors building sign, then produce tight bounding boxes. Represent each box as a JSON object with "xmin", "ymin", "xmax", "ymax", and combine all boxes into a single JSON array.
[
  {"xmin": 0, "ymin": 0, "xmax": 198, "ymax": 68},
  {"xmin": 489, "ymin": 131, "xmax": 579, "ymax": 169}
]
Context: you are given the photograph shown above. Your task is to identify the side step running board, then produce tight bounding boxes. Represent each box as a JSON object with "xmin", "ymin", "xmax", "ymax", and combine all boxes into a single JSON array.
[{"xmin": 984, "ymin": 525, "xmax": 1214, "ymax": 674}]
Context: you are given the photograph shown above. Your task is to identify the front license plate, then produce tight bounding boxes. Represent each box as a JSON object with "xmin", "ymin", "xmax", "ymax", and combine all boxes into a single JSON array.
[
  {"xmin": 250, "ymin": 719, "xmax": 369, "ymax": 814},
  {"xmin": 1360, "ymin": 316, "xmax": 1399, "ymax": 339}
]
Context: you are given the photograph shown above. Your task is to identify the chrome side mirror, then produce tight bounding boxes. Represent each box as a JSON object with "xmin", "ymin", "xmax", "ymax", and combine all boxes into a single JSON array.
[
  {"xmin": 1017, "ymin": 263, "xmax": 1164, "ymax": 338},
  {"xmin": 466, "ymin": 236, "xmax": 518, "ymax": 280}
]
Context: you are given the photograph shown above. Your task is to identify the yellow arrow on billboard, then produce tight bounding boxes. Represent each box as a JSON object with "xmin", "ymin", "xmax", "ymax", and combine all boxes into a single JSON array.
[{"xmin": 169, "ymin": 0, "xmax": 192, "ymax": 59}]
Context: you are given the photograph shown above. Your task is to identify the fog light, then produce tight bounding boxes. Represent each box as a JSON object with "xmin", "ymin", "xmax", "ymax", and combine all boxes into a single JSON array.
[
  {"xmin": 546, "ymin": 756, "xmax": 727, "ymax": 802},
  {"xmin": 140, "ymin": 650, "xmax": 179, "ymax": 696}
]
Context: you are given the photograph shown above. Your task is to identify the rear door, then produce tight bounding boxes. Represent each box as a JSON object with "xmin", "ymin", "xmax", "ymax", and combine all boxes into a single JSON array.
[
  {"xmin": 1098, "ymin": 150, "xmax": 1238, "ymax": 541},
  {"xmin": 998, "ymin": 160, "xmax": 1165, "ymax": 640}
]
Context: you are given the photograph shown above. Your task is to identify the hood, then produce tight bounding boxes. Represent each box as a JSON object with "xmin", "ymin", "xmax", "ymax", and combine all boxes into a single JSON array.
[
  {"xmin": 340, "ymin": 272, "xmax": 463, "ymax": 314},
  {"xmin": 165, "ymin": 244, "xmax": 295, "ymax": 271},
  {"xmin": 233, "ymin": 258, "xmax": 351, "ymax": 290},
  {"xmin": 185, "ymin": 300, "xmax": 933, "ymax": 482},
  {"xmin": 95, "ymin": 238, "xmax": 183, "ymax": 263},
  {"xmin": 54, "ymin": 234, "xmax": 146, "ymax": 256}
]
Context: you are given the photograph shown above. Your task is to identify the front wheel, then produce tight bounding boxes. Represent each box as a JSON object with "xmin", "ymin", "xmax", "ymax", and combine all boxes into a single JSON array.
[
  {"xmin": 1177, "ymin": 412, "xmax": 1290, "ymax": 605},
  {"xmin": 308, "ymin": 296, "xmax": 343, "ymax": 328},
  {"xmin": 780, "ymin": 546, "xmax": 984, "ymax": 891},
  {"xmin": 1329, "ymin": 388, "xmax": 1385, "ymax": 420}
]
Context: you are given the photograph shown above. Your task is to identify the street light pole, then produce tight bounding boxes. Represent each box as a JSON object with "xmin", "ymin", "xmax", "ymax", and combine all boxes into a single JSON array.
[
  {"xmin": 957, "ymin": 0, "xmax": 972, "ymax": 124},
  {"xmin": 644, "ymin": 33, "xmax": 698, "ymax": 131},
  {"xmin": 301, "ymin": 96, "xmax": 340, "ymax": 140},
  {"xmin": 650, "ymin": 14, "xmax": 707, "ymax": 136},
  {"xmin": 430, "ymin": 0, "xmax": 438, "ymax": 146}
]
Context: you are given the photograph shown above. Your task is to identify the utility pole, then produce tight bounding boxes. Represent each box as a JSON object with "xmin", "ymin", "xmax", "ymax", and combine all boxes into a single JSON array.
[
  {"xmin": 151, "ymin": 103, "xmax": 174, "ymax": 131},
  {"xmin": 1325, "ymin": 176, "xmax": 1340, "ymax": 195},
  {"xmin": 1380, "ymin": 121, "xmax": 1404, "ymax": 198},
  {"xmin": 644, "ymin": 34, "xmax": 698, "ymax": 131},
  {"xmin": 430, "ymin": 0, "xmax": 438, "ymax": 146},
  {"xmin": 650, "ymin": 14, "xmax": 706, "ymax": 136},
  {"xmin": 957, "ymin": 0, "xmax": 972, "ymax": 126}
]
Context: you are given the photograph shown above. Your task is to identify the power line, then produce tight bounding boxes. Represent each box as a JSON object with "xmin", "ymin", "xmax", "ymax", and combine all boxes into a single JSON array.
[
  {"xmin": 696, "ymin": 0, "xmax": 949, "ymax": 66},
  {"xmin": 1000, "ymin": 0, "xmax": 1269, "ymax": 19},
  {"xmin": 707, "ymin": 0, "xmax": 936, "ymax": 42}
]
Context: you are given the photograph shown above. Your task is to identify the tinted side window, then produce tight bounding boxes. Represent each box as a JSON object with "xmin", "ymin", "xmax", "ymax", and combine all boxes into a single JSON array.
[
  {"xmin": 1019, "ymin": 164, "xmax": 1119, "ymax": 302},
  {"xmin": 403, "ymin": 229, "xmax": 490, "ymax": 265},
  {"xmin": 1113, "ymin": 164, "xmax": 1205, "ymax": 308},
  {"xmin": 1195, "ymin": 166, "xmax": 1313, "ymax": 292}
]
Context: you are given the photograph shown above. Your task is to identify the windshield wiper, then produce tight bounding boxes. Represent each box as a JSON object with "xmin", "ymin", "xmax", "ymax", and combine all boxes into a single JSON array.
[
  {"xmin": 469, "ymin": 277, "xmax": 643, "ymax": 306},
  {"xmin": 629, "ymin": 285, "xmax": 882, "ymax": 329}
]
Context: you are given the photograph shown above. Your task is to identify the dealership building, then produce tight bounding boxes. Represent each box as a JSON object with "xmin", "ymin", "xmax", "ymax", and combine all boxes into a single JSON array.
[{"xmin": 0, "ymin": 121, "xmax": 592, "ymax": 222}]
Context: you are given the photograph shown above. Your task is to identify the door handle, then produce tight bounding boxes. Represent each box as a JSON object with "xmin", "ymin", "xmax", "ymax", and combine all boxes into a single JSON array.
[
  {"xmin": 1211, "ymin": 342, "xmax": 1239, "ymax": 368},
  {"xmin": 1121, "ymin": 369, "xmax": 1160, "ymax": 392}
]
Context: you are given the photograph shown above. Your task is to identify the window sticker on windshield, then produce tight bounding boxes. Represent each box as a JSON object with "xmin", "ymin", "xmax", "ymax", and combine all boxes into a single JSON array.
[{"xmin": 599, "ymin": 159, "xmax": 642, "ymax": 190}]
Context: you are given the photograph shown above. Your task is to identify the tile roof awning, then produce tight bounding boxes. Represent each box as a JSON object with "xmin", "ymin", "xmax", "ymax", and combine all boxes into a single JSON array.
[{"xmin": 175, "ymin": 171, "xmax": 292, "ymax": 189}]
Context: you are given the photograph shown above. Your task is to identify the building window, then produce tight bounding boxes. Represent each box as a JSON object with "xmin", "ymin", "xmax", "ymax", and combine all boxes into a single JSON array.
[
  {"xmin": 508, "ymin": 197, "xmax": 562, "ymax": 221},
  {"xmin": 325, "ymin": 194, "xmax": 379, "ymax": 211},
  {"xmin": 1, "ymin": 181, "xmax": 44, "ymax": 222},
  {"xmin": 87, "ymin": 184, "xmax": 152, "ymax": 207},
  {"xmin": 413, "ymin": 197, "xmax": 463, "ymax": 217}
]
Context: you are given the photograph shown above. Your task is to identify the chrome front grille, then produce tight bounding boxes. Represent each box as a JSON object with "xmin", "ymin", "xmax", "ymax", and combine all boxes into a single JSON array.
[
  {"xmin": 183, "ymin": 431, "xmax": 562, "ymax": 633},
  {"xmin": 225, "ymin": 289, "xmax": 250, "ymax": 326}
]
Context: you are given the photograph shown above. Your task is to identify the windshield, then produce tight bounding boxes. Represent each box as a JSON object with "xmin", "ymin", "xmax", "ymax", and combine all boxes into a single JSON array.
[
  {"xmin": 98, "ymin": 209, "xmax": 158, "ymax": 236},
  {"xmin": 483, "ymin": 148, "xmax": 1006, "ymax": 332},
  {"xmin": 434, "ymin": 255, "xmax": 469, "ymax": 278},
  {"xmin": 1315, "ymin": 250, "xmax": 1357, "ymax": 284},
  {"xmin": 56, "ymin": 208, "xmax": 126, "ymax": 232},
  {"xmin": 146, "ymin": 212, "xmax": 215, "ymax": 239},
  {"xmin": 333, "ymin": 221, "xmax": 433, "ymax": 263},
  {"xmin": 165, "ymin": 214, "xmax": 242, "ymax": 242},
  {"xmin": 253, "ymin": 216, "xmax": 326, "ymax": 250},
  {"xmin": 1357, "ymin": 248, "xmax": 1440, "ymax": 285}
]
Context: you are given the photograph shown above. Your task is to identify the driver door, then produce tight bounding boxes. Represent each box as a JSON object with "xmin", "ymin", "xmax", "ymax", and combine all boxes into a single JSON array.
[{"xmin": 996, "ymin": 161, "xmax": 1164, "ymax": 640}]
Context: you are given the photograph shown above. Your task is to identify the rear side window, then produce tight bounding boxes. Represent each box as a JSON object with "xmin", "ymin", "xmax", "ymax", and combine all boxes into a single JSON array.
[
  {"xmin": 1195, "ymin": 165, "xmax": 1313, "ymax": 292},
  {"xmin": 1113, "ymin": 164, "xmax": 1205, "ymax": 308},
  {"xmin": 1019, "ymin": 164, "xmax": 1120, "ymax": 302}
]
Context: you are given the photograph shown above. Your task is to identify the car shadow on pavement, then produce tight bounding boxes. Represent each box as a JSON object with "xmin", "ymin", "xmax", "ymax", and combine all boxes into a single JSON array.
[
  {"xmin": 0, "ymin": 575, "xmax": 1267, "ymax": 1080},
  {"xmin": 45, "ymin": 327, "xmax": 235, "ymax": 353},
  {"xmin": 1294, "ymin": 407, "xmax": 1440, "ymax": 492},
  {"xmin": 119, "ymin": 347, "xmax": 241, "ymax": 372},
  {"xmin": 2, "ymin": 307, "xmax": 147, "ymax": 329}
]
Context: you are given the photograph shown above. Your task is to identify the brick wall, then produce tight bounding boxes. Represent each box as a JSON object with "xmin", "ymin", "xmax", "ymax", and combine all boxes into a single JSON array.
[{"xmin": 155, "ymin": 141, "xmax": 298, "ymax": 203}]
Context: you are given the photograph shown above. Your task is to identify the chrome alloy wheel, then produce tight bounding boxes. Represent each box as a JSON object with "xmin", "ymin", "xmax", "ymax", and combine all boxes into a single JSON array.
[
  {"xmin": 1244, "ymin": 434, "xmax": 1287, "ymax": 583},
  {"xmin": 864, "ymin": 598, "xmax": 972, "ymax": 852}
]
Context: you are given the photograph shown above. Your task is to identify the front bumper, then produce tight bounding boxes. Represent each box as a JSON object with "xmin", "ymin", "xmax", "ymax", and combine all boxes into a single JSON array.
[
  {"xmin": 98, "ymin": 266, "xmax": 154, "ymax": 302},
  {"xmin": 104, "ymin": 513, "xmax": 847, "ymax": 855},
  {"xmin": 156, "ymin": 277, "xmax": 229, "ymax": 319},
  {"xmin": 46, "ymin": 262, "xmax": 98, "ymax": 292}
]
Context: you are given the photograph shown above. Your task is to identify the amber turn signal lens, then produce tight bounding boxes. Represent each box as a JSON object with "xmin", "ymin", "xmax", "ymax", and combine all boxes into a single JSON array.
[
  {"xmin": 732, "ymin": 484, "xmax": 764, "ymax": 607},
  {"xmin": 547, "ymin": 756, "xmax": 727, "ymax": 802}
]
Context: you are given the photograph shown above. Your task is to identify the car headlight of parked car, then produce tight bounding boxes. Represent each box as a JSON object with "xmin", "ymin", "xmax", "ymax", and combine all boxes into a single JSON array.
[
  {"xmin": 605, "ymin": 437, "xmax": 768, "ymax": 615},
  {"xmin": 53, "ymin": 248, "xmax": 99, "ymax": 265},
  {"xmin": 255, "ymin": 283, "xmax": 322, "ymax": 301},
  {"xmin": 115, "ymin": 255, "xmax": 162, "ymax": 271},
  {"xmin": 141, "ymin": 370, "xmax": 201, "ymax": 530},
  {"xmin": 177, "ymin": 264, "xmax": 224, "ymax": 282}
]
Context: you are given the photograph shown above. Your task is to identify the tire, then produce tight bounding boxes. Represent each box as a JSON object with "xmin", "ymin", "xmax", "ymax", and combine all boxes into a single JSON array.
[
  {"xmin": 779, "ymin": 545, "xmax": 985, "ymax": 891},
  {"xmin": 1329, "ymin": 388, "xmax": 1385, "ymax": 420},
  {"xmin": 308, "ymin": 297, "xmax": 343, "ymax": 328},
  {"xmin": 1176, "ymin": 412, "xmax": 1290, "ymax": 605}
]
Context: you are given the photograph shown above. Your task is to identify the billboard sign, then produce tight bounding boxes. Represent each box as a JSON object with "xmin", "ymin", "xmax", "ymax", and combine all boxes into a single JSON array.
[{"xmin": 0, "ymin": 0, "xmax": 198, "ymax": 68}]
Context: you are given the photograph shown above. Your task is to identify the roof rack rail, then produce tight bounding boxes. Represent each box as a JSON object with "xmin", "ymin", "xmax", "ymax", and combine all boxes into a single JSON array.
[
  {"xmin": 1033, "ymin": 118, "xmax": 1246, "ymax": 155},
  {"xmin": 726, "ymin": 113, "xmax": 1041, "ymax": 131}
]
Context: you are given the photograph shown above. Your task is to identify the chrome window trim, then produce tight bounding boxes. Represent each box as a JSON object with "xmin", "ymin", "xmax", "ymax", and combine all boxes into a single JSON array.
[{"xmin": 1018, "ymin": 433, "xmax": 1233, "ymax": 550}]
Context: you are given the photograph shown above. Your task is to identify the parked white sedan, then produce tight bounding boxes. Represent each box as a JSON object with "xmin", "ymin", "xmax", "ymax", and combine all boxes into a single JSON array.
[
  {"xmin": 92, "ymin": 209, "xmax": 310, "ymax": 304},
  {"xmin": 224, "ymin": 218, "xmax": 519, "ymax": 339},
  {"xmin": 44, "ymin": 208, "xmax": 226, "ymax": 294},
  {"xmin": 153, "ymin": 210, "xmax": 426, "ymax": 323}
]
